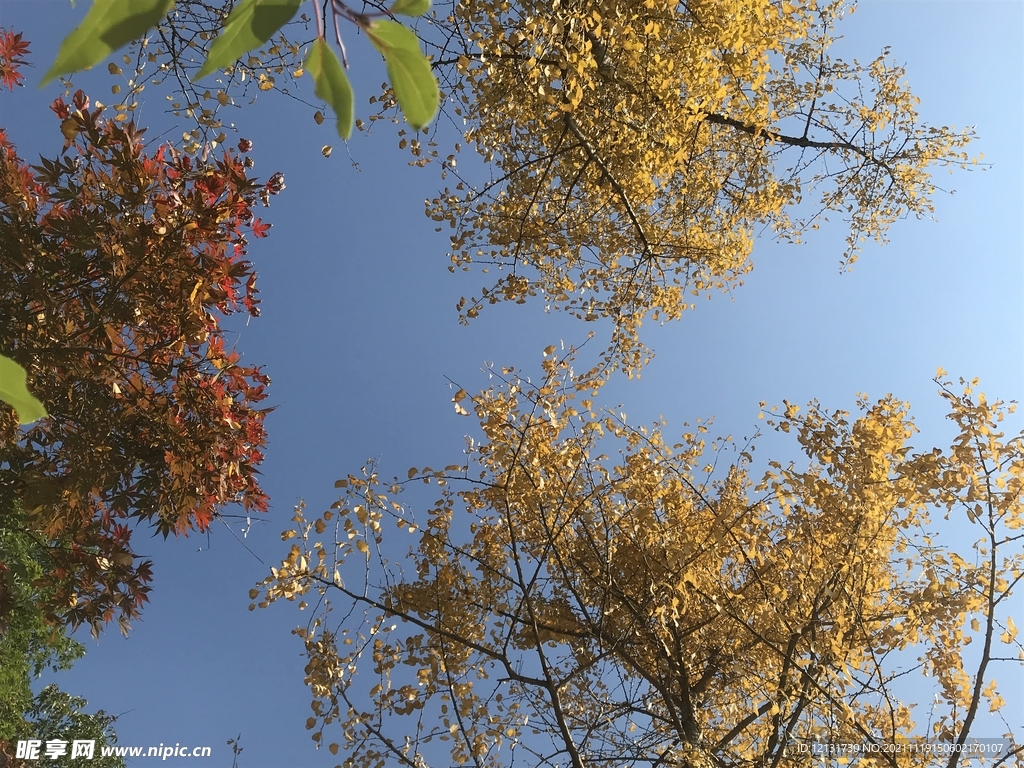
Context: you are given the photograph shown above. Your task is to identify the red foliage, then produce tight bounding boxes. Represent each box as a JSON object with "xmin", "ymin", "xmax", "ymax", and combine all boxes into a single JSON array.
[
  {"xmin": 0, "ymin": 92, "xmax": 277, "ymax": 635},
  {"xmin": 0, "ymin": 28, "xmax": 30, "ymax": 90}
]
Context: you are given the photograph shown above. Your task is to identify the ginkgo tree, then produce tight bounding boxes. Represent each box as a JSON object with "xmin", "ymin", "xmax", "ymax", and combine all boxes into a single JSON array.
[
  {"xmin": 254, "ymin": 350, "xmax": 1022, "ymax": 768},
  {"xmin": 423, "ymin": 0, "xmax": 979, "ymax": 375}
]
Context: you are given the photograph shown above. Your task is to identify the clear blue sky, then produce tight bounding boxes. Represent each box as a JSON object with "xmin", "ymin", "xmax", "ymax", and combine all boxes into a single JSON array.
[{"xmin": 0, "ymin": 1, "xmax": 1020, "ymax": 765}]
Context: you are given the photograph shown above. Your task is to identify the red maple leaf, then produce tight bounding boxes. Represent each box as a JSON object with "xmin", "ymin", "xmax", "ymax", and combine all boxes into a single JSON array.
[{"xmin": 250, "ymin": 217, "xmax": 271, "ymax": 238}]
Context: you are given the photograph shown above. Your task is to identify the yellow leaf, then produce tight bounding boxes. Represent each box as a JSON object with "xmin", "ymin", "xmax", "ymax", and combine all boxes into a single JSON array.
[{"xmin": 1001, "ymin": 616, "xmax": 1018, "ymax": 644}]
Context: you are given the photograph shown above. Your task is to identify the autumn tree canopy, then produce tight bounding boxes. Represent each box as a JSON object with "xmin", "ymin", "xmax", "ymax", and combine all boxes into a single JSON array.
[
  {"xmin": 256, "ymin": 353, "xmax": 1022, "ymax": 768},
  {"xmin": 8, "ymin": 4, "xmax": 1016, "ymax": 764},
  {"xmin": 0, "ymin": 81, "xmax": 278, "ymax": 634},
  {"xmin": 41, "ymin": 0, "xmax": 977, "ymax": 375},
  {"xmin": 424, "ymin": 0, "xmax": 978, "ymax": 373}
]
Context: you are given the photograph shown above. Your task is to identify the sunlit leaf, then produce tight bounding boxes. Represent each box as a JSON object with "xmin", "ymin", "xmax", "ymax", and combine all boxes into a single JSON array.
[
  {"xmin": 195, "ymin": 0, "xmax": 303, "ymax": 81},
  {"xmin": 0, "ymin": 354, "xmax": 47, "ymax": 424},
  {"xmin": 43, "ymin": 0, "xmax": 175, "ymax": 84},
  {"xmin": 305, "ymin": 38, "xmax": 353, "ymax": 140},
  {"xmin": 1002, "ymin": 616, "xmax": 1018, "ymax": 644},
  {"xmin": 390, "ymin": 0, "xmax": 431, "ymax": 17},
  {"xmin": 364, "ymin": 20, "xmax": 438, "ymax": 131}
]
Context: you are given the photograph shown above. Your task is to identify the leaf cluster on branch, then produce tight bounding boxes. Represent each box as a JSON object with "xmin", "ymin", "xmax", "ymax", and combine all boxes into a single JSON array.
[{"xmin": 44, "ymin": 0, "xmax": 438, "ymax": 150}]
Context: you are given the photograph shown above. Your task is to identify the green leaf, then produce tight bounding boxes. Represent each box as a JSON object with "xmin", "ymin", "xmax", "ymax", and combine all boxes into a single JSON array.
[
  {"xmin": 195, "ymin": 0, "xmax": 304, "ymax": 81},
  {"xmin": 0, "ymin": 355, "xmax": 47, "ymax": 425},
  {"xmin": 389, "ymin": 0, "xmax": 431, "ymax": 17},
  {"xmin": 305, "ymin": 39, "xmax": 354, "ymax": 140},
  {"xmin": 365, "ymin": 20, "xmax": 439, "ymax": 131},
  {"xmin": 43, "ymin": 0, "xmax": 175, "ymax": 84}
]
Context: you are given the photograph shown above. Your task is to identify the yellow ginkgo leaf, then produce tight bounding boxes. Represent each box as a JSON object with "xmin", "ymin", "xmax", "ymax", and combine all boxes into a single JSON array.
[{"xmin": 1000, "ymin": 616, "xmax": 1017, "ymax": 644}]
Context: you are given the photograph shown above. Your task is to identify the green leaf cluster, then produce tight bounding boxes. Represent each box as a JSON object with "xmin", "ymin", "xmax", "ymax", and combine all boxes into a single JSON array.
[
  {"xmin": 365, "ymin": 20, "xmax": 439, "ymax": 132},
  {"xmin": 0, "ymin": 512, "xmax": 124, "ymax": 767},
  {"xmin": 45, "ymin": 0, "xmax": 439, "ymax": 137}
]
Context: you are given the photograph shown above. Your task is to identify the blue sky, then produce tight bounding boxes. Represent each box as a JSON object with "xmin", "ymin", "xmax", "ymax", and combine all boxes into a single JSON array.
[{"xmin": 0, "ymin": 0, "xmax": 1021, "ymax": 765}]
